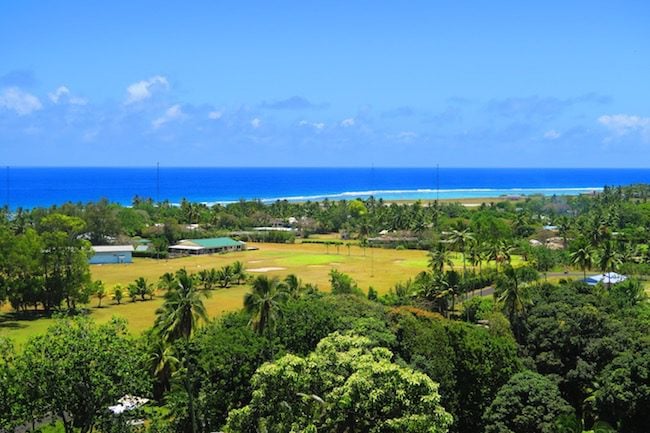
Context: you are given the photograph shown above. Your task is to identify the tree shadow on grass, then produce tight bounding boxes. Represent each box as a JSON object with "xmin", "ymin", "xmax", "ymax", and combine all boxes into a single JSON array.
[{"xmin": 0, "ymin": 310, "xmax": 54, "ymax": 329}]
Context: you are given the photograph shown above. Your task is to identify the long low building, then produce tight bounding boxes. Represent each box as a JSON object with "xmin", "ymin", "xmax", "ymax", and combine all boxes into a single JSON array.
[
  {"xmin": 169, "ymin": 237, "xmax": 246, "ymax": 255},
  {"xmin": 90, "ymin": 245, "xmax": 134, "ymax": 264}
]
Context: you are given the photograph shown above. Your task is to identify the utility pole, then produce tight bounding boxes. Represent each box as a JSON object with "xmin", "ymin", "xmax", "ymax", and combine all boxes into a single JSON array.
[
  {"xmin": 156, "ymin": 162, "xmax": 160, "ymax": 204},
  {"xmin": 5, "ymin": 166, "xmax": 9, "ymax": 209},
  {"xmin": 436, "ymin": 163, "xmax": 439, "ymax": 202}
]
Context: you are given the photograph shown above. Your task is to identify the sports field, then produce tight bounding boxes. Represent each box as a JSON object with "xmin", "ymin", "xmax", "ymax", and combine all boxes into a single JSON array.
[{"xmin": 1, "ymin": 242, "xmax": 444, "ymax": 345}]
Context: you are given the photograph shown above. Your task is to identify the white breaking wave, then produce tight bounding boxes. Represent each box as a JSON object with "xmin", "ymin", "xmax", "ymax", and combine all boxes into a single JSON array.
[{"xmin": 195, "ymin": 186, "xmax": 603, "ymax": 206}]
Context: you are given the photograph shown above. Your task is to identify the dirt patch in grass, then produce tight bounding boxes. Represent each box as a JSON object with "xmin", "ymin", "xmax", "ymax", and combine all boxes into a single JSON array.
[{"xmin": 249, "ymin": 267, "xmax": 287, "ymax": 273}]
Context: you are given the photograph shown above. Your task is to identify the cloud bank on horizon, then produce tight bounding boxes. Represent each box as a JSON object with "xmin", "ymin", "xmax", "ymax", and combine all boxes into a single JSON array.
[{"xmin": 0, "ymin": 1, "xmax": 648, "ymax": 167}]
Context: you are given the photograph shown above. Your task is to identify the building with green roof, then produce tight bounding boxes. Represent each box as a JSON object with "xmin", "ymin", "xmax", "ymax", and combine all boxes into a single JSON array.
[{"xmin": 168, "ymin": 237, "xmax": 246, "ymax": 255}]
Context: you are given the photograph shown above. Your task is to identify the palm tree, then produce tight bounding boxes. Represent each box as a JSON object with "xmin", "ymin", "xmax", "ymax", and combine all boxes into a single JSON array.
[
  {"xmin": 428, "ymin": 243, "xmax": 454, "ymax": 274},
  {"xmin": 415, "ymin": 271, "xmax": 450, "ymax": 317},
  {"xmin": 132, "ymin": 276, "xmax": 153, "ymax": 301},
  {"xmin": 496, "ymin": 265, "xmax": 531, "ymax": 341},
  {"xmin": 244, "ymin": 275, "xmax": 288, "ymax": 335},
  {"xmin": 158, "ymin": 272, "xmax": 176, "ymax": 291},
  {"xmin": 570, "ymin": 241, "xmax": 595, "ymax": 280},
  {"xmin": 445, "ymin": 270, "xmax": 461, "ymax": 317},
  {"xmin": 216, "ymin": 265, "xmax": 234, "ymax": 288},
  {"xmin": 283, "ymin": 273, "xmax": 303, "ymax": 299},
  {"xmin": 231, "ymin": 261, "xmax": 247, "ymax": 285},
  {"xmin": 598, "ymin": 241, "xmax": 622, "ymax": 276},
  {"xmin": 448, "ymin": 228, "xmax": 474, "ymax": 275},
  {"xmin": 198, "ymin": 268, "xmax": 217, "ymax": 290},
  {"xmin": 149, "ymin": 338, "xmax": 179, "ymax": 400},
  {"xmin": 486, "ymin": 240, "xmax": 514, "ymax": 270},
  {"xmin": 556, "ymin": 216, "xmax": 572, "ymax": 248},
  {"xmin": 154, "ymin": 268, "xmax": 209, "ymax": 342},
  {"xmin": 467, "ymin": 240, "xmax": 485, "ymax": 273}
]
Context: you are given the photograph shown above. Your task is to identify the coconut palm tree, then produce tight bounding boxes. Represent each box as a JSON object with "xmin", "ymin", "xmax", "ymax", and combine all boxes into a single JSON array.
[
  {"xmin": 486, "ymin": 240, "xmax": 514, "ymax": 270},
  {"xmin": 198, "ymin": 268, "xmax": 217, "ymax": 290},
  {"xmin": 598, "ymin": 241, "xmax": 622, "ymax": 276},
  {"xmin": 216, "ymin": 265, "xmax": 234, "ymax": 288},
  {"xmin": 231, "ymin": 261, "xmax": 247, "ymax": 285},
  {"xmin": 496, "ymin": 265, "xmax": 531, "ymax": 341},
  {"xmin": 556, "ymin": 216, "xmax": 572, "ymax": 248},
  {"xmin": 415, "ymin": 271, "xmax": 450, "ymax": 317},
  {"xmin": 467, "ymin": 240, "xmax": 485, "ymax": 273},
  {"xmin": 445, "ymin": 270, "xmax": 462, "ymax": 317},
  {"xmin": 448, "ymin": 228, "xmax": 474, "ymax": 275},
  {"xmin": 149, "ymin": 337, "xmax": 179, "ymax": 400},
  {"xmin": 428, "ymin": 243, "xmax": 454, "ymax": 274},
  {"xmin": 283, "ymin": 273, "xmax": 303, "ymax": 299},
  {"xmin": 158, "ymin": 272, "xmax": 176, "ymax": 291},
  {"xmin": 154, "ymin": 268, "xmax": 209, "ymax": 342},
  {"xmin": 132, "ymin": 276, "xmax": 153, "ymax": 301},
  {"xmin": 570, "ymin": 241, "xmax": 595, "ymax": 280},
  {"xmin": 244, "ymin": 275, "xmax": 288, "ymax": 335}
]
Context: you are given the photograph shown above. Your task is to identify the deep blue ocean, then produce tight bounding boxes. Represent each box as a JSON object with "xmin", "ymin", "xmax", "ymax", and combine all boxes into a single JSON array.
[{"xmin": 3, "ymin": 167, "xmax": 650, "ymax": 209}]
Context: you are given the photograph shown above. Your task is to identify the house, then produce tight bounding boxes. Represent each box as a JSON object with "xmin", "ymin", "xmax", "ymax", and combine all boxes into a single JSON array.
[
  {"xmin": 108, "ymin": 395, "xmax": 150, "ymax": 415},
  {"xmin": 582, "ymin": 272, "xmax": 627, "ymax": 286},
  {"xmin": 168, "ymin": 237, "xmax": 246, "ymax": 255},
  {"xmin": 90, "ymin": 245, "xmax": 134, "ymax": 264}
]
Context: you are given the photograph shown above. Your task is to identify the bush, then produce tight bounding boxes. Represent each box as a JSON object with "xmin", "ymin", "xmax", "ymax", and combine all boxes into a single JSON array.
[{"xmin": 462, "ymin": 296, "xmax": 495, "ymax": 323}]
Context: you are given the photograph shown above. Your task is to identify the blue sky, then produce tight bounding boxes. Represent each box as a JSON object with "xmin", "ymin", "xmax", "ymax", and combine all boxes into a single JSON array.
[{"xmin": 1, "ymin": 1, "xmax": 649, "ymax": 167}]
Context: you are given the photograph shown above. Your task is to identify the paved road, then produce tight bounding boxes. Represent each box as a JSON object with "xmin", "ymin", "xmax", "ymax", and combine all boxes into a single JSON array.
[{"xmin": 466, "ymin": 286, "xmax": 494, "ymax": 299}]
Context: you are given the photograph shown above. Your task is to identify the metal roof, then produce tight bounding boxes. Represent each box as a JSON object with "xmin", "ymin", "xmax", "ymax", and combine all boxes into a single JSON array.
[
  {"xmin": 169, "ymin": 245, "xmax": 204, "ymax": 251},
  {"xmin": 583, "ymin": 272, "xmax": 627, "ymax": 286},
  {"xmin": 174, "ymin": 237, "xmax": 244, "ymax": 249},
  {"xmin": 92, "ymin": 245, "xmax": 134, "ymax": 253}
]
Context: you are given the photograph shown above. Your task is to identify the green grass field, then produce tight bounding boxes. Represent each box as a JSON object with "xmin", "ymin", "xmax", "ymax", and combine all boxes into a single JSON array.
[{"xmin": 0, "ymin": 242, "xmax": 511, "ymax": 346}]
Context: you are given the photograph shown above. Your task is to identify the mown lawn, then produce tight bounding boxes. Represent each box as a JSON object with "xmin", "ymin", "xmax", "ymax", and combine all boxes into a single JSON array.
[{"xmin": 0, "ymin": 242, "xmax": 514, "ymax": 346}]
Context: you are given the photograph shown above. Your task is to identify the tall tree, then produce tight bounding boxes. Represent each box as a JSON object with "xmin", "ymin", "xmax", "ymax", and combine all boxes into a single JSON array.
[
  {"xmin": 155, "ymin": 269, "xmax": 209, "ymax": 342},
  {"xmin": 428, "ymin": 243, "xmax": 454, "ymax": 274},
  {"xmin": 570, "ymin": 241, "xmax": 595, "ymax": 280},
  {"xmin": 496, "ymin": 265, "xmax": 534, "ymax": 341},
  {"xmin": 449, "ymin": 228, "xmax": 474, "ymax": 275},
  {"xmin": 598, "ymin": 241, "xmax": 622, "ymax": 275},
  {"xmin": 225, "ymin": 333, "xmax": 453, "ymax": 433},
  {"xmin": 283, "ymin": 273, "xmax": 304, "ymax": 299},
  {"xmin": 15, "ymin": 317, "xmax": 147, "ymax": 433},
  {"xmin": 483, "ymin": 370, "xmax": 574, "ymax": 433},
  {"xmin": 39, "ymin": 214, "xmax": 92, "ymax": 311},
  {"xmin": 244, "ymin": 275, "xmax": 288, "ymax": 335}
]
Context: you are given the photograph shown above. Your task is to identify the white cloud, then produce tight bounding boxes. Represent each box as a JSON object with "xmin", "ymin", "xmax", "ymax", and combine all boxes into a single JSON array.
[
  {"xmin": 299, "ymin": 120, "xmax": 325, "ymax": 130},
  {"xmin": 125, "ymin": 75, "xmax": 169, "ymax": 104},
  {"xmin": 544, "ymin": 129, "xmax": 561, "ymax": 140},
  {"xmin": 598, "ymin": 114, "xmax": 650, "ymax": 135},
  {"xmin": 208, "ymin": 110, "xmax": 223, "ymax": 120},
  {"xmin": 341, "ymin": 117, "xmax": 355, "ymax": 127},
  {"xmin": 598, "ymin": 114, "xmax": 650, "ymax": 138},
  {"xmin": 152, "ymin": 104, "xmax": 185, "ymax": 129},
  {"xmin": 48, "ymin": 85, "xmax": 87, "ymax": 105},
  {"xmin": 0, "ymin": 87, "xmax": 42, "ymax": 115},
  {"xmin": 48, "ymin": 86, "xmax": 69, "ymax": 103},
  {"xmin": 251, "ymin": 117, "xmax": 261, "ymax": 128}
]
